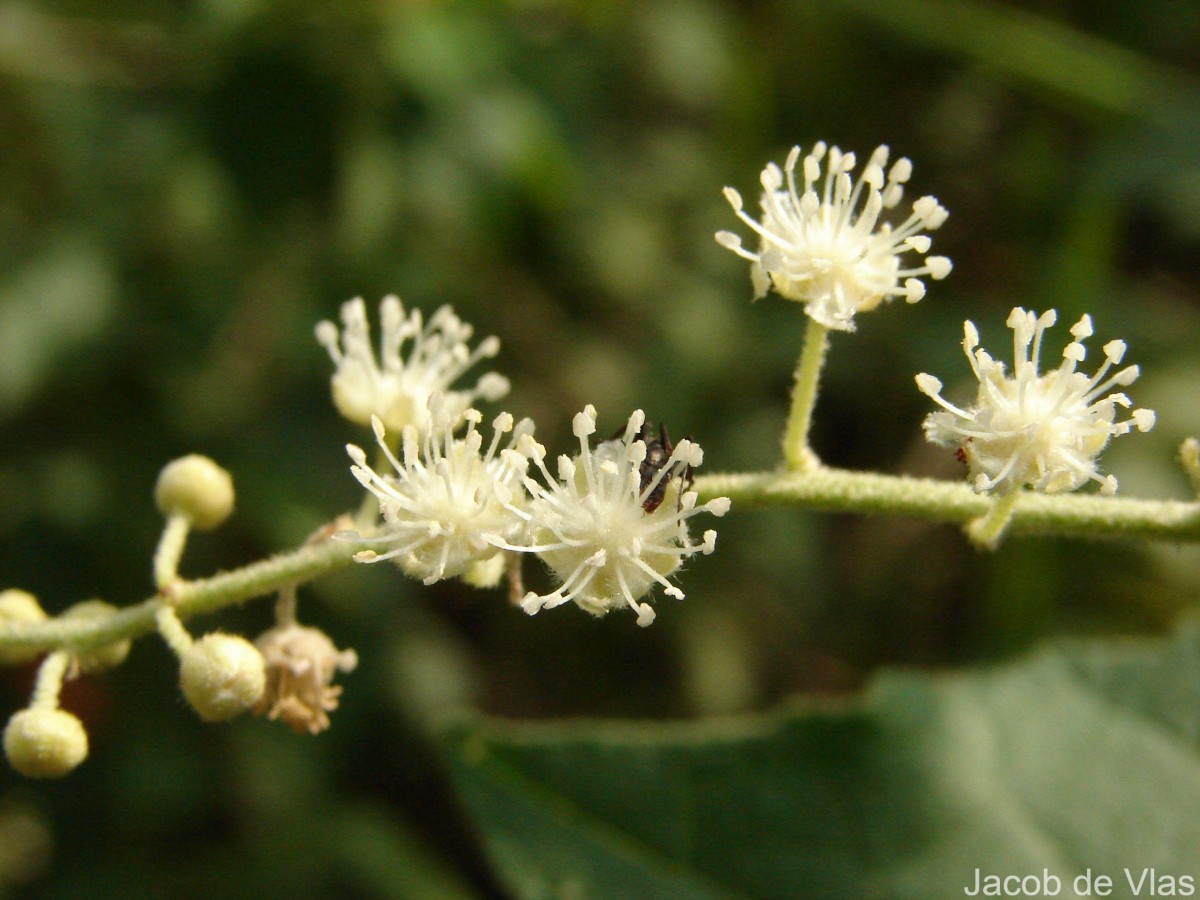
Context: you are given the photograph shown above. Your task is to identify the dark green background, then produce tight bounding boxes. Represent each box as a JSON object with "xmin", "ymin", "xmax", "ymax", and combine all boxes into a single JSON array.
[{"xmin": 1, "ymin": 0, "xmax": 1199, "ymax": 896}]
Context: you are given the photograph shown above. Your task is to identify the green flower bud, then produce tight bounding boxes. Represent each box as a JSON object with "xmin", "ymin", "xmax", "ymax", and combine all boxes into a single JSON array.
[
  {"xmin": 155, "ymin": 455, "xmax": 235, "ymax": 531},
  {"xmin": 0, "ymin": 590, "xmax": 48, "ymax": 665},
  {"xmin": 4, "ymin": 708, "xmax": 89, "ymax": 778},
  {"xmin": 179, "ymin": 633, "xmax": 265, "ymax": 722}
]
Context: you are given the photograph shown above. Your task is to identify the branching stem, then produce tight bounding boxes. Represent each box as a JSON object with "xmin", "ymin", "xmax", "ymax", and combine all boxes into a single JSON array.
[
  {"xmin": 0, "ymin": 534, "xmax": 363, "ymax": 659},
  {"xmin": 5, "ymin": 467, "xmax": 1200, "ymax": 664}
]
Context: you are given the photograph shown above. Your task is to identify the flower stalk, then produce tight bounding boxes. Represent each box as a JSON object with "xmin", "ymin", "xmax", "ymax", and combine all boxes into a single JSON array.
[
  {"xmin": 29, "ymin": 652, "xmax": 71, "ymax": 712},
  {"xmin": 1180, "ymin": 438, "xmax": 1200, "ymax": 497},
  {"xmin": 965, "ymin": 489, "xmax": 1023, "ymax": 550},
  {"xmin": 153, "ymin": 515, "xmax": 191, "ymax": 591},
  {"xmin": 782, "ymin": 318, "xmax": 830, "ymax": 471}
]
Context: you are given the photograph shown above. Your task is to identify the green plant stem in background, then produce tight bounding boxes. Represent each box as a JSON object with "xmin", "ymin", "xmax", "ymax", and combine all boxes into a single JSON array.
[{"xmin": 782, "ymin": 318, "xmax": 830, "ymax": 472}]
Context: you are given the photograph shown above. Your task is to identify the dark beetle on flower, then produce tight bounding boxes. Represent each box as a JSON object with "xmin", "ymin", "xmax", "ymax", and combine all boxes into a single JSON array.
[{"xmin": 635, "ymin": 422, "xmax": 694, "ymax": 514}]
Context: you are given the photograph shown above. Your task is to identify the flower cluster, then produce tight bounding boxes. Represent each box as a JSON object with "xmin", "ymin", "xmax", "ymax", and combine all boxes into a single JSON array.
[
  {"xmin": 716, "ymin": 142, "xmax": 951, "ymax": 331},
  {"xmin": 328, "ymin": 299, "xmax": 732, "ymax": 626},
  {"xmin": 512, "ymin": 407, "xmax": 731, "ymax": 627},
  {"xmin": 316, "ymin": 295, "xmax": 509, "ymax": 435},
  {"xmin": 345, "ymin": 398, "xmax": 533, "ymax": 586},
  {"xmin": 917, "ymin": 308, "xmax": 1155, "ymax": 495},
  {"xmin": 11, "ymin": 134, "xmax": 1185, "ymax": 785}
]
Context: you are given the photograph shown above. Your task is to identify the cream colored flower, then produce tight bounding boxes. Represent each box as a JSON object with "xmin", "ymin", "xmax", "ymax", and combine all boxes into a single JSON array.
[
  {"xmin": 917, "ymin": 308, "xmax": 1155, "ymax": 495},
  {"xmin": 509, "ymin": 407, "xmax": 730, "ymax": 627},
  {"xmin": 345, "ymin": 397, "xmax": 533, "ymax": 585},
  {"xmin": 316, "ymin": 296, "xmax": 509, "ymax": 434},
  {"xmin": 717, "ymin": 142, "xmax": 951, "ymax": 331}
]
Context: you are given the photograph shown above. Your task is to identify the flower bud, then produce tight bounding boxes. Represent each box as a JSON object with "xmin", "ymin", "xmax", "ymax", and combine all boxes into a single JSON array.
[
  {"xmin": 0, "ymin": 590, "xmax": 48, "ymax": 665},
  {"xmin": 179, "ymin": 633, "xmax": 265, "ymax": 722},
  {"xmin": 62, "ymin": 600, "xmax": 131, "ymax": 674},
  {"xmin": 4, "ymin": 708, "xmax": 89, "ymax": 778},
  {"xmin": 462, "ymin": 554, "xmax": 506, "ymax": 589},
  {"xmin": 154, "ymin": 455, "xmax": 235, "ymax": 531}
]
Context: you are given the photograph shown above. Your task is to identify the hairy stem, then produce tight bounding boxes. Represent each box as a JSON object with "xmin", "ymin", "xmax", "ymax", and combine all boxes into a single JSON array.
[
  {"xmin": 6, "ymin": 466, "xmax": 1200, "ymax": 661},
  {"xmin": 155, "ymin": 605, "xmax": 194, "ymax": 657},
  {"xmin": 0, "ymin": 535, "xmax": 364, "ymax": 658},
  {"xmin": 30, "ymin": 652, "xmax": 71, "ymax": 710},
  {"xmin": 782, "ymin": 318, "xmax": 830, "ymax": 472},
  {"xmin": 965, "ymin": 489, "xmax": 1023, "ymax": 549},
  {"xmin": 153, "ymin": 514, "xmax": 191, "ymax": 589},
  {"xmin": 694, "ymin": 467, "xmax": 1200, "ymax": 541}
]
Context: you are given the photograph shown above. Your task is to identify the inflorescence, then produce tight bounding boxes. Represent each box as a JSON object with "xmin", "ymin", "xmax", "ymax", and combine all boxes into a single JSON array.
[
  {"xmin": 332, "ymin": 299, "xmax": 733, "ymax": 628},
  {"xmin": 509, "ymin": 407, "xmax": 730, "ymax": 627},
  {"xmin": 316, "ymin": 295, "xmax": 510, "ymax": 436},
  {"xmin": 1, "ymin": 140, "xmax": 1176, "ymax": 778},
  {"xmin": 345, "ymin": 398, "xmax": 534, "ymax": 586}
]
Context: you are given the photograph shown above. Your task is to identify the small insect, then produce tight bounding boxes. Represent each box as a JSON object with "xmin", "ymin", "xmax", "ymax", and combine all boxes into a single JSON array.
[{"xmin": 635, "ymin": 421, "xmax": 693, "ymax": 514}]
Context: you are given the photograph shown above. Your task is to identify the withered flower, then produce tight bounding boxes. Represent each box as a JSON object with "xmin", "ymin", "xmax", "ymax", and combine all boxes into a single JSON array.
[{"xmin": 254, "ymin": 625, "xmax": 357, "ymax": 735}]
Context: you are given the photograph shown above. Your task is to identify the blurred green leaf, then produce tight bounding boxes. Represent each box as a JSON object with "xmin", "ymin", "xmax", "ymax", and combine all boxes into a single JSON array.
[
  {"xmin": 829, "ymin": 0, "xmax": 1200, "ymax": 120},
  {"xmin": 443, "ymin": 619, "xmax": 1200, "ymax": 899},
  {"xmin": 0, "ymin": 236, "xmax": 115, "ymax": 420},
  {"xmin": 328, "ymin": 801, "xmax": 482, "ymax": 900},
  {"xmin": 0, "ymin": 5, "xmax": 168, "ymax": 88}
]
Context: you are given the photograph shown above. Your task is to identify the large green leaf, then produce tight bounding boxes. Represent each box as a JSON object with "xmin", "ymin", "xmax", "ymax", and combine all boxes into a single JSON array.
[{"xmin": 441, "ymin": 621, "xmax": 1200, "ymax": 899}]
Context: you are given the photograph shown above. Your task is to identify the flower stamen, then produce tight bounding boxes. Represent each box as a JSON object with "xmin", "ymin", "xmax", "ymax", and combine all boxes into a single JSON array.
[
  {"xmin": 316, "ymin": 296, "xmax": 509, "ymax": 434},
  {"xmin": 917, "ymin": 308, "xmax": 1155, "ymax": 496},
  {"xmin": 510, "ymin": 409, "xmax": 729, "ymax": 626},
  {"xmin": 717, "ymin": 142, "xmax": 951, "ymax": 330},
  {"xmin": 341, "ymin": 395, "xmax": 532, "ymax": 586}
]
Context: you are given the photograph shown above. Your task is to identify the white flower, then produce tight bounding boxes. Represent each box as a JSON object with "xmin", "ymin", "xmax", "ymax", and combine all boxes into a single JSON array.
[
  {"xmin": 344, "ymin": 398, "xmax": 533, "ymax": 585},
  {"xmin": 508, "ymin": 407, "xmax": 731, "ymax": 627},
  {"xmin": 316, "ymin": 295, "xmax": 510, "ymax": 434},
  {"xmin": 716, "ymin": 142, "xmax": 952, "ymax": 331},
  {"xmin": 917, "ymin": 308, "xmax": 1155, "ymax": 495}
]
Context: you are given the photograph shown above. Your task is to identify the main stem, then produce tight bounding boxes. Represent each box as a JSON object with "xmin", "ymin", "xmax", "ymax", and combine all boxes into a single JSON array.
[
  {"xmin": 783, "ymin": 318, "xmax": 830, "ymax": 471},
  {"xmin": 693, "ymin": 467, "xmax": 1200, "ymax": 541},
  {"xmin": 0, "ymin": 535, "xmax": 363, "ymax": 657},
  {"xmin": 3, "ymin": 467, "xmax": 1200, "ymax": 658}
]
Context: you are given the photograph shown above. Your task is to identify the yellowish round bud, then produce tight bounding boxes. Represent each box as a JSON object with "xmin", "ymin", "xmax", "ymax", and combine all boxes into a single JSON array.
[
  {"xmin": 4, "ymin": 708, "xmax": 89, "ymax": 778},
  {"xmin": 462, "ymin": 554, "xmax": 506, "ymax": 589},
  {"xmin": 0, "ymin": 589, "xmax": 46, "ymax": 623},
  {"xmin": 154, "ymin": 455, "xmax": 235, "ymax": 530},
  {"xmin": 0, "ymin": 589, "xmax": 48, "ymax": 665},
  {"xmin": 179, "ymin": 633, "xmax": 266, "ymax": 722},
  {"xmin": 61, "ymin": 600, "xmax": 131, "ymax": 674}
]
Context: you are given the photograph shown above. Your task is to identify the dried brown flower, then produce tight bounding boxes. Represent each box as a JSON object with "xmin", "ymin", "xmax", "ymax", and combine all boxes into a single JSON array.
[{"xmin": 253, "ymin": 624, "xmax": 357, "ymax": 735}]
